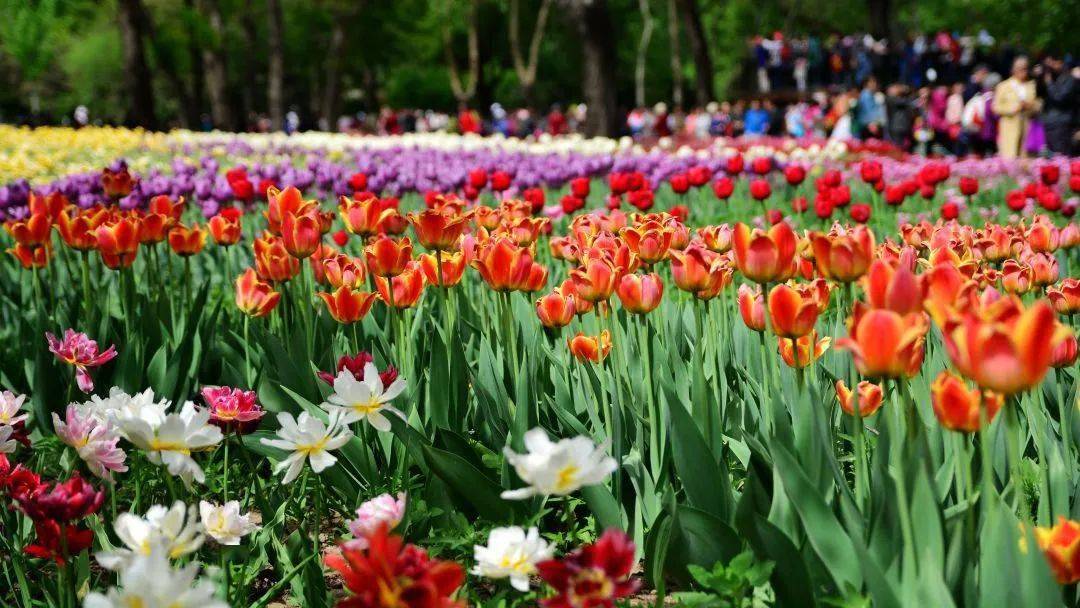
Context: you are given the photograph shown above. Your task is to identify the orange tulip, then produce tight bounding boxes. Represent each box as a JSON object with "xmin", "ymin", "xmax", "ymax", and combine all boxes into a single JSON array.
[
  {"xmin": 697, "ymin": 224, "xmax": 733, "ymax": 253},
  {"xmin": 167, "ymin": 223, "xmax": 207, "ymax": 257},
  {"xmin": 549, "ymin": 236, "xmax": 580, "ymax": 263},
  {"xmin": 1026, "ymin": 218, "xmax": 1059, "ymax": 253},
  {"xmin": 1026, "ymin": 252, "xmax": 1059, "ymax": 286},
  {"xmin": 738, "ymin": 284, "xmax": 766, "ymax": 332},
  {"xmin": 1047, "ymin": 279, "xmax": 1080, "ymax": 315},
  {"xmin": 767, "ymin": 283, "xmax": 820, "ymax": 338},
  {"xmin": 796, "ymin": 278, "xmax": 831, "ymax": 313},
  {"xmin": 669, "ymin": 245, "xmax": 718, "ymax": 295},
  {"xmin": 732, "ymin": 221, "xmax": 797, "ymax": 284},
  {"xmin": 208, "ymin": 212, "xmax": 242, "ymax": 246},
  {"xmin": 375, "ymin": 260, "xmax": 426, "ymax": 308},
  {"xmin": 559, "ymin": 279, "xmax": 595, "ymax": 316},
  {"xmin": 940, "ymin": 299, "xmax": 1069, "ymax": 395},
  {"xmin": 929, "ymin": 370, "xmax": 1003, "ymax": 432},
  {"xmin": 235, "ymin": 268, "xmax": 281, "ymax": 317},
  {"xmin": 265, "ymin": 186, "xmax": 317, "ymax": 235},
  {"xmin": 29, "ymin": 192, "xmax": 68, "ymax": 221},
  {"xmin": 419, "ymin": 251, "xmax": 468, "ymax": 287},
  {"xmin": 568, "ymin": 331, "xmax": 612, "ymax": 363},
  {"xmin": 536, "ymin": 290, "xmax": 577, "ymax": 329},
  {"xmin": 4, "ymin": 212, "xmax": 52, "ymax": 247},
  {"xmin": 364, "ymin": 236, "xmax": 413, "ymax": 277},
  {"xmin": 1060, "ymin": 223, "xmax": 1080, "ymax": 249},
  {"xmin": 320, "ymin": 253, "xmax": 366, "ymax": 289},
  {"xmin": 101, "ymin": 167, "xmax": 135, "ymax": 199},
  {"xmin": 340, "ymin": 194, "xmax": 397, "ymax": 238},
  {"xmin": 836, "ymin": 304, "xmax": 928, "ymax": 379},
  {"xmin": 56, "ymin": 207, "xmax": 106, "ymax": 251},
  {"xmin": 569, "ymin": 256, "xmax": 621, "ymax": 303},
  {"xmin": 861, "ymin": 260, "xmax": 924, "ymax": 315},
  {"xmin": 976, "ymin": 224, "xmax": 1019, "ymax": 262},
  {"xmin": 778, "ymin": 331, "xmax": 830, "ymax": 368},
  {"xmin": 408, "ymin": 209, "xmax": 471, "ymax": 251},
  {"xmin": 620, "ymin": 223, "xmax": 673, "ymax": 264},
  {"xmin": 8, "ymin": 243, "xmax": 51, "ymax": 269},
  {"xmin": 1035, "ymin": 517, "xmax": 1080, "ymax": 584},
  {"xmin": 809, "ymin": 226, "xmax": 875, "ymax": 283},
  {"xmin": 616, "ymin": 272, "xmax": 664, "ymax": 314},
  {"xmin": 472, "ymin": 237, "xmax": 548, "ymax": 293},
  {"xmin": 835, "ymin": 380, "xmax": 884, "ymax": 417},
  {"xmin": 923, "ymin": 263, "xmax": 977, "ymax": 326},
  {"xmin": 95, "ymin": 218, "xmax": 140, "ymax": 269},
  {"xmin": 496, "ymin": 217, "xmax": 548, "ymax": 247},
  {"xmin": 317, "ymin": 285, "xmax": 378, "ymax": 324},
  {"xmin": 473, "ymin": 205, "xmax": 502, "ymax": 230},
  {"xmin": 148, "ymin": 195, "xmax": 185, "ymax": 223},
  {"xmin": 253, "ymin": 234, "xmax": 300, "ymax": 282},
  {"xmin": 1001, "ymin": 259, "xmax": 1035, "ymax": 295},
  {"xmin": 281, "ymin": 211, "xmax": 323, "ymax": 259}
]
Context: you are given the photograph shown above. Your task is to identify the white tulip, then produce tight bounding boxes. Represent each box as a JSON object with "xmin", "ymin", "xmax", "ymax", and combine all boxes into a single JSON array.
[
  {"xmin": 96, "ymin": 501, "xmax": 204, "ymax": 571},
  {"xmin": 321, "ymin": 365, "xmax": 406, "ymax": 431},
  {"xmin": 260, "ymin": 410, "xmax": 352, "ymax": 484},
  {"xmin": 199, "ymin": 500, "xmax": 259, "ymax": 546},
  {"xmin": 501, "ymin": 428, "xmax": 617, "ymax": 499},
  {"xmin": 121, "ymin": 401, "xmax": 222, "ymax": 488},
  {"xmin": 84, "ymin": 550, "xmax": 224, "ymax": 608},
  {"xmin": 0, "ymin": 390, "xmax": 27, "ymax": 426},
  {"xmin": 472, "ymin": 526, "xmax": 553, "ymax": 591}
]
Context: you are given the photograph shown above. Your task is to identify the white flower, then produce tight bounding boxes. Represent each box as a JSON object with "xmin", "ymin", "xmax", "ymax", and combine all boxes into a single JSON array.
[
  {"xmin": 84, "ymin": 550, "xmax": 225, "ymax": 608},
  {"xmin": 260, "ymin": 411, "xmax": 352, "ymax": 484},
  {"xmin": 0, "ymin": 424, "xmax": 15, "ymax": 454},
  {"xmin": 501, "ymin": 428, "xmax": 616, "ymax": 499},
  {"xmin": 53, "ymin": 404, "xmax": 128, "ymax": 481},
  {"xmin": 121, "ymin": 402, "xmax": 222, "ymax": 488},
  {"xmin": 96, "ymin": 501, "xmax": 205, "ymax": 571},
  {"xmin": 472, "ymin": 526, "xmax": 553, "ymax": 591},
  {"xmin": 88, "ymin": 387, "xmax": 171, "ymax": 431},
  {"xmin": 199, "ymin": 500, "xmax": 259, "ymax": 546},
  {"xmin": 0, "ymin": 390, "xmax": 28, "ymax": 426},
  {"xmin": 321, "ymin": 365, "xmax": 407, "ymax": 431}
]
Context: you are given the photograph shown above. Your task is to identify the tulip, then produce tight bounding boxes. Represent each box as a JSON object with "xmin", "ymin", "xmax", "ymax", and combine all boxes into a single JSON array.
[
  {"xmin": 5, "ymin": 212, "xmax": 52, "ymax": 247},
  {"xmin": 1052, "ymin": 332, "xmax": 1079, "ymax": 368},
  {"xmin": 202, "ymin": 386, "xmax": 265, "ymax": 434},
  {"xmin": 616, "ymin": 273, "xmax": 663, "ymax": 314},
  {"xmin": 29, "ymin": 191, "xmax": 67, "ymax": 221},
  {"xmin": 419, "ymin": 251, "xmax": 468, "ymax": 287},
  {"xmin": 1026, "ymin": 219, "xmax": 1059, "ymax": 253},
  {"xmin": 101, "ymin": 167, "xmax": 134, "ymax": 199},
  {"xmin": 737, "ymin": 284, "xmax": 766, "ymax": 332},
  {"xmin": 46, "ymin": 329, "xmax": 118, "ymax": 393},
  {"xmin": 318, "ymin": 285, "xmax": 379, "ymax": 324},
  {"xmin": 778, "ymin": 331, "xmax": 830, "ymax": 368},
  {"xmin": 749, "ymin": 179, "xmax": 771, "ymax": 201},
  {"xmin": 567, "ymin": 331, "xmax": 611, "ymax": 363},
  {"xmin": 732, "ymin": 222, "xmax": 797, "ymax": 284},
  {"xmin": 669, "ymin": 245, "xmax": 716, "ymax": 293},
  {"xmin": 712, "ymin": 177, "xmax": 734, "ymax": 200},
  {"xmin": 319, "ymin": 253, "xmax": 365, "ymax": 289},
  {"xmin": 767, "ymin": 283, "xmax": 820, "ymax": 338},
  {"xmin": 1035, "ymin": 517, "xmax": 1080, "ymax": 584},
  {"xmin": 1001, "ymin": 260, "xmax": 1034, "ymax": 294},
  {"xmin": 620, "ymin": 223, "xmax": 672, "ymax": 264},
  {"xmin": 940, "ymin": 299, "xmax": 1068, "ymax": 395},
  {"xmin": 930, "ymin": 370, "xmax": 1003, "ymax": 432},
  {"xmin": 280, "ymin": 211, "xmax": 322, "ymax": 259},
  {"xmin": 473, "ymin": 237, "xmax": 548, "ymax": 293},
  {"xmin": 836, "ymin": 304, "xmax": 927, "ymax": 379},
  {"xmin": 1026, "ymin": 252, "xmax": 1059, "ymax": 286},
  {"xmin": 535, "ymin": 290, "xmax": 577, "ymax": 329},
  {"xmin": 835, "ymin": 380, "xmax": 884, "ymax": 417},
  {"xmin": 167, "ymin": 223, "xmax": 207, "ymax": 257},
  {"xmin": 208, "ymin": 210, "xmax": 242, "ymax": 246},
  {"xmin": 253, "ymin": 235, "xmax": 300, "ymax": 282},
  {"xmin": 375, "ymin": 261, "xmax": 425, "ymax": 308},
  {"xmin": 8, "ymin": 243, "xmax": 51, "ymax": 269},
  {"xmin": 56, "ymin": 207, "xmax": 106, "ymax": 251},
  {"xmin": 408, "ymin": 209, "xmax": 471, "ymax": 251},
  {"xmin": 1047, "ymin": 279, "xmax": 1080, "ymax": 315},
  {"xmin": 340, "ymin": 194, "xmax": 397, "ymax": 237},
  {"xmin": 364, "ymin": 236, "xmax": 413, "ymax": 277},
  {"xmin": 235, "ymin": 268, "xmax": 281, "ymax": 317},
  {"xmin": 265, "ymin": 186, "xmax": 317, "ymax": 235},
  {"xmin": 697, "ymin": 224, "xmax": 732, "ymax": 253},
  {"xmin": 95, "ymin": 218, "xmax": 140, "ymax": 269},
  {"xmin": 861, "ymin": 260, "xmax": 924, "ymax": 315},
  {"xmin": 569, "ymin": 256, "xmax": 620, "ymax": 303},
  {"xmin": 809, "ymin": 226, "xmax": 875, "ymax": 283}
]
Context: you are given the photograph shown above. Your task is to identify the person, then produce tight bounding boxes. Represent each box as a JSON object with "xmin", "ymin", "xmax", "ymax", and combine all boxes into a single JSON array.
[
  {"xmin": 458, "ymin": 104, "xmax": 481, "ymax": 135},
  {"xmin": 856, "ymin": 76, "xmax": 885, "ymax": 138},
  {"xmin": 992, "ymin": 56, "xmax": 1040, "ymax": 158},
  {"xmin": 545, "ymin": 104, "xmax": 566, "ymax": 136},
  {"xmin": 1039, "ymin": 55, "xmax": 1078, "ymax": 155},
  {"xmin": 945, "ymin": 82, "xmax": 966, "ymax": 153},
  {"xmin": 885, "ymin": 84, "xmax": 916, "ymax": 150},
  {"xmin": 961, "ymin": 72, "xmax": 1000, "ymax": 155},
  {"xmin": 743, "ymin": 99, "xmax": 770, "ymax": 138}
]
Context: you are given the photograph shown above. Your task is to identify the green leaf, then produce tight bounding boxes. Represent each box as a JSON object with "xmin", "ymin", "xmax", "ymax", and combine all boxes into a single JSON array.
[{"xmin": 668, "ymin": 394, "xmax": 734, "ymax": 521}]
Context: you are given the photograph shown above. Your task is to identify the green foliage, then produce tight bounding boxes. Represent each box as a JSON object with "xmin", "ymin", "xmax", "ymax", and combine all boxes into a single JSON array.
[{"xmin": 671, "ymin": 550, "xmax": 776, "ymax": 608}]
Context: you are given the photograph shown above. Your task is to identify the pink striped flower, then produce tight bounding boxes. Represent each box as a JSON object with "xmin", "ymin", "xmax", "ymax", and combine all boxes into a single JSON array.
[{"xmin": 46, "ymin": 329, "xmax": 117, "ymax": 393}]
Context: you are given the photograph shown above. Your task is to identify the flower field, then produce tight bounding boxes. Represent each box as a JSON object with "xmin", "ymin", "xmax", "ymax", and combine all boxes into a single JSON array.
[{"xmin": 1, "ymin": 127, "xmax": 1079, "ymax": 607}]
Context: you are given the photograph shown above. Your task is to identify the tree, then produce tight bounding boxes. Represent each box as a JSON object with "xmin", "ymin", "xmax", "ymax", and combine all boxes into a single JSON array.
[
  {"xmin": 561, "ymin": 0, "xmax": 618, "ymax": 136},
  {"xmin": 443, "ymin": 0, "xmax": 480, "ymax": 104},
  {"xmin": 319, "ymin": 1, "xmax": 361, "ymax": 128},
  {"xmin": 508, "ymin": 0, "xmax": 553, "ymax": 107},
  {"xmin": 267, "ymin": 0, "xmax": 285, "ymax": 129},
  {"xmin": 676, "ymin": 0, "xmax": 713, "ymax": 103},
  {"xmin": 634, "ymin": 0, "xmax": 655, "ymax": 107},
  {"xmin": 117, "ymin": 0, "xmax": 157, "ymax": 128},
  {"xmin": 666, "ymin": 0, "xmax": 682, "ymax": 106},
  {"xmin": 199, "ymin": 0, "xmax": 235, "ymax": 130},
  {"xmin": 867, "ymin": 0, "xmax": 892, "ymax": 41}
]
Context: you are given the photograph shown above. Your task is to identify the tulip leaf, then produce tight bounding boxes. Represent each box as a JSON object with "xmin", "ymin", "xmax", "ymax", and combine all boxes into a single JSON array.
[
  {"xmin": 420, "ymin": 442, "xmax": 519, "ymax": 522},
  {"xmin": 581, "ymin": 484, "xmax": 624, "ymax": 531},
  {"xmin": 668, "ymin": 393, "xmax": 734, "ymax": 521}
]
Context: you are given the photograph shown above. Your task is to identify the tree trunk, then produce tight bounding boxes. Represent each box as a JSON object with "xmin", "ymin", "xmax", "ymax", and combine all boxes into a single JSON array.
[
  {"xmin": 666, "ymin": 0, "xmax": 683, "ymax": 106},
  {"xmin": 117, "ymin": 0, "xmax": 157, "ymax": 129},
  {"xmin": 267, "ymin": 0, "xmax": 286, "ymax": 130},
  {"xmin": 320, "ymin": 18, "xmax": 347, "ymax": 131},
  {"xmin": 866, "ymin": 0, "xmax": 892, "ymax": 41},
  {"xmin": 676, "ymin": 0, "xmax": 713, "ymax": 104},
  {"xmin": 563, "ymin": 0, "xmax": 618, "ymax": 137},
  {"xmin": 509, "ymin": 0, "xmax": 553, "ymax": 108},
  {"xmin": 635, "ymin": 0, "xmax": 655, "ymax": 107},
  {"xmin": 239, "ymin": 0, "xmax": 258, "ymax": 123},
  {"xmin": 184, "ymin": 0, "xmax": 205, "ymax": 126},
  {"xmin": 443, "ymin": 0, "xmax": 480, "ymax": 103},
  {"xmin": 200, "ymin": 0, "xmax": 234, "ymax": 130}
]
